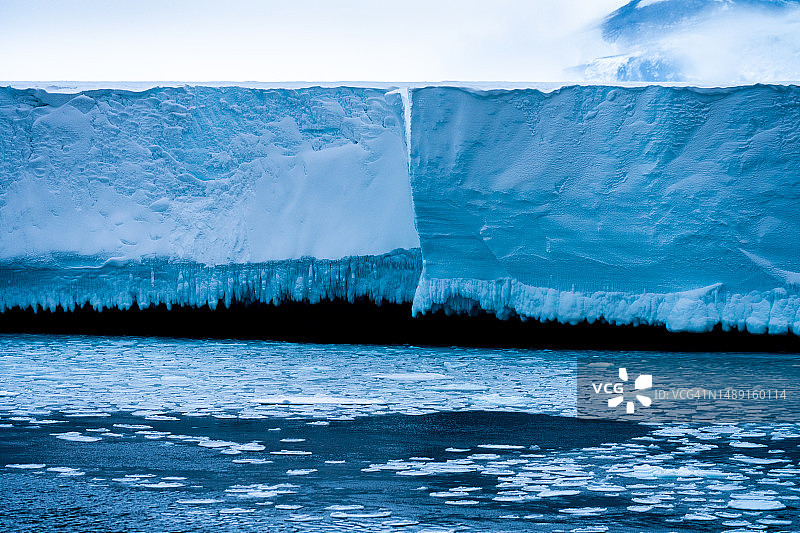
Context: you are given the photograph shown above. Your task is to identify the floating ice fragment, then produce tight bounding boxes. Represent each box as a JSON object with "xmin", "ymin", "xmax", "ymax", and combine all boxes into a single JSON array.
[
  {"xmin": 728, "ymin": 499, "xmax": 786, "ymax": 511},
  {"xmin": 538, "ymin": 489, "xmax": 581, "ymax": 497},
  {"xmin": 139, "ymin": 481, "xmax": 185, "ymax": 488},
  {"xmin": 270, "ymin": 450, "xmax": 312, "ymax": 456},
  {"xmin": 373, "ymin": 372, "xmax": 448, "ymax": 381},
  {"xmin": 235, "ymin": 442, "xmax": 266, "ymax": 452},
  {"xmin": 113, "ymin": 424, "xmax": 153, "ymax": 430},
  {"xmin": 232, "ymin": 458, "xmax": 272, "ymax": 464},
  {"xmin": 621, "ymin": 464, "xmax": 728, "ymax": 479},
  {"xmin": 728, "ymin": 491, "xmax": 786, "ymax": 511},
  {"xmin": 684, "ymin": 513, "xmax": 717, "ymax": 521},
  {"xmin": 160, "ymin": 375, "xmax": 190, "ymax": 385},
  {"xmin": 731, "ymin": 455, "xmax": 787, "ymax": 465},
  {"xmin": 238, "ymin": 490, "xmax": 279, "ymax": 499},
  {"xmin": 286, "ymin": 469, "xmax": 317, "ymax": 476},
  {"xmin": 285, "ymin": 514, "xmax": 322, "ymax": 522},
  {"xmin": 467, "ymin": 454, "xmax": 500, "ymax": 460},
  {"xmin": 198, "ymin": 440, "xmax": 238, "ymax": 449},
  {"xmin": 559, "ymin": 507, "xmax": 607, "ymax": 516},
  {"xmin": 586, "ymin": 484, "xmax": 626, "ymax": 492},
  {"xmin": 325, "ymin": 505, "xmax": 364, "ymax": 511},
  {"xmin": 627, "ymin": 505, "xmax": 653, "ymax": 512},
  {"xmin": 49, "ymin": 467, "xmax": 85, "ymax": 477},
  {"xmin": 53, "ymin": 432, "xmax": 101, "ymax": 443},
  {"xmin": 330, "ymin": 510, "xmax": 392, "ymax": 519},
  {"xmin": 253, "ymin": 396, "xmax": 376, "ymax": 405}
]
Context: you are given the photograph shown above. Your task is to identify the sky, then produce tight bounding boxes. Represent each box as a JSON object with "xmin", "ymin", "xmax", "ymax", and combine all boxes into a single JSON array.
[{"xmin": 0, "ymin": 0, "xmax": 626, "ymax": 82}]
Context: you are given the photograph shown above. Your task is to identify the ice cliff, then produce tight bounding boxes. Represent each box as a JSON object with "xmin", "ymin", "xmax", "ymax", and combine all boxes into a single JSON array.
[
  {"xmin": 2, "ymin": 83, "xmax": 800, "ymax": 335},
  {"xmin": 410, "ymin": 85, "xmax": 800, "ymax": 334},
  {"xmin": 0, "ymin": 86, "xmax": 420, "ymax": 310}
]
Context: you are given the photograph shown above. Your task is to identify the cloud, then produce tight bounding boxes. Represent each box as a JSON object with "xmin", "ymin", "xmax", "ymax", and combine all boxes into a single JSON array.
[
  {"xmin": 0, "ymin": 0, "xmax": 797, "ymax": 83},
  {"xmin": 0, "ymin": 0, "xmax": 624, "ymax": 82}
]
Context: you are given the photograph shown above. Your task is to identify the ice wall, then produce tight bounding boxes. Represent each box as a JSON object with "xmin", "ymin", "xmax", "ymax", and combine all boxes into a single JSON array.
[
  {"xmin": 0, "ymin": 86, "xmax": 420, "ymax": 310},
  {"xmin": 410, "ymin": 85, "xmax": 800, "ymax": 334},
  {"xmin": 4, "ymin": 83, "xmax": 800, "ymax": 335}
]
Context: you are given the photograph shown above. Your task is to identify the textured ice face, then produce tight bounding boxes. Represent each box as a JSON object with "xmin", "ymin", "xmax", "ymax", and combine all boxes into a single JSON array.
[
  {"xmin": 0, "ymin": 86, "xmax": 419, "ymax": 264},
  {"xmin": 410, "ymin": 85, "xmax": 800, "ymax": 333},
  {"xmin": 0, "ymin": 249, "xmax": 422, "ymax": 312}
]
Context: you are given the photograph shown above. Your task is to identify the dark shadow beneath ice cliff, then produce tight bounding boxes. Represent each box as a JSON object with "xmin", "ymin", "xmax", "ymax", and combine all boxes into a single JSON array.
[{"xmin": 2, "ymin": 299, "xmax": 800, "ymax": 352}]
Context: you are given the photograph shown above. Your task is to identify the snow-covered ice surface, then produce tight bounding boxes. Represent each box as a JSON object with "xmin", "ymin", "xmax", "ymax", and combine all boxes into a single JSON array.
[
  {"xmin": 410, "ymin": 85, "xmax": 800, "ymax": 334},
  {"xmin": 1, "ymin": 335, "xmax": 798, "ymax": 531},
  {"xmin": 0, "ymin": 85, "xmax": 419, "ymax": 309},
  {"xmin": 0, "ymin": 85, "xmax": 417, "ymax": 262}
]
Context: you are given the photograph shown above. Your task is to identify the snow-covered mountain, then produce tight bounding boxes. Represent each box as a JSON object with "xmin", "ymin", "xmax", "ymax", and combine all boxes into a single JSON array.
[{"xmin": 579, "ymin": 0, "xmax": 800, "ymax": 83}]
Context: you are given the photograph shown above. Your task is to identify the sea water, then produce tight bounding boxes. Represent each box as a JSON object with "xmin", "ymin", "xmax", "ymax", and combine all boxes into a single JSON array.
[{"xmin": 0, "ymin": 334, "xmax": 797, "ymax": 531}]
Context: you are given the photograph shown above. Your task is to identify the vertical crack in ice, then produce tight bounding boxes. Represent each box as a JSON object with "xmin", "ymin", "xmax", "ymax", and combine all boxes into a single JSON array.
[{"xmin": 389, "ymin": 85, "xmax": 413, "ymax": 172}]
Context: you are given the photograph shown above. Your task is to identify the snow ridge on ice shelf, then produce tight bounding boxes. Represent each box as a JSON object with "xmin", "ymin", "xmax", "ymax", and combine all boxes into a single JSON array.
[
  {"xmin": 0, "ymin": 249, "xmax": 421, "ymax": 313},
  {"xmin": 0, "ymin": 85, "xmax": 418, "ymax": 263}
]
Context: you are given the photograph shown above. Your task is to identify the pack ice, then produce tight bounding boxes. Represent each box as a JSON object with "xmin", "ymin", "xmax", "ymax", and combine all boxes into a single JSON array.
[
  {"xmin": 0, "ymin": 86, "xmax": 420, "ymax": 311},
  {"xmin": 410, "ymin": 85, "xmax": 800, "ymax": 334}
]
